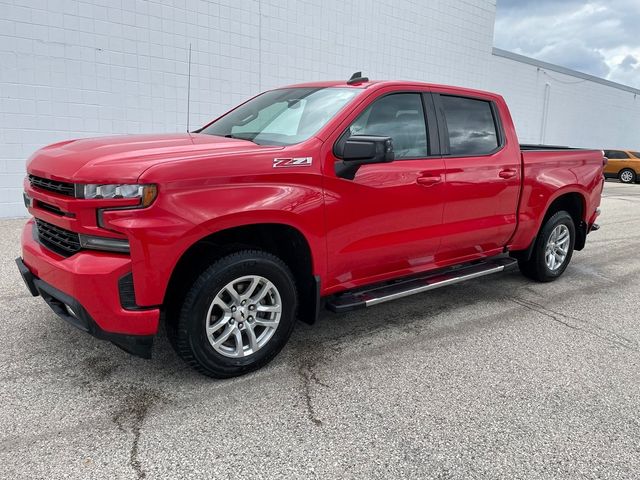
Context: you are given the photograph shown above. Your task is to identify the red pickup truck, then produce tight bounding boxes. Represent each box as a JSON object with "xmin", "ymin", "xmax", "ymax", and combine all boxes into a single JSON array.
[{"xmin": 17, "ymin": 74, "xmax": 604, "ymax": 378}]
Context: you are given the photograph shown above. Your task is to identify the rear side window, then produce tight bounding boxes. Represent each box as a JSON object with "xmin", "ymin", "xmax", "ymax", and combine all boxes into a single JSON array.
[
  {"xmin": 346, "ymin": 93, "xmax": 429, "ymax": 159},
  {"xmin": 605, "ymin": 150, "xmax": 629, "ymax": 159},
  {"xmin": 607, "ymin": 150, "xmax": 629, "ymax": 159},
  {"xmin": 440, "ymin": 95, "xmax": 499, "ymax": 156},
  {"xmin": 632, "ymin": 152, "xmax": 640, "ymax": 158}
]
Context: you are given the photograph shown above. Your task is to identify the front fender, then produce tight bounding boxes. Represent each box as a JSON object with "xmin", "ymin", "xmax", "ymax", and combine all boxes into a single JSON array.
[{"xmin": 103, "ymin": 181, "xmax": 325, "ymax": 306}]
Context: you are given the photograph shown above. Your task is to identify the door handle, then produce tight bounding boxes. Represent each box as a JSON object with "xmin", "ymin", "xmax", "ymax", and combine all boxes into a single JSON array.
[
  {"xmin": 416, "ymin": 175, "xmax": 442, "ymax": 186},
  {"xmin": 499, "ymin": 168, "xmax": 517, "ymax": 179}
]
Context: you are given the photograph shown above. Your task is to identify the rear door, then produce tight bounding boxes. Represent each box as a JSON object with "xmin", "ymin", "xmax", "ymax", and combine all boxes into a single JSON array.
[
  {"xmin": 433, "ymin": 91, "xmax": 521, "ymax": 264},
  {"xmin": 322, "ymin": 89, "xmax": 446, "ymax": 291}
]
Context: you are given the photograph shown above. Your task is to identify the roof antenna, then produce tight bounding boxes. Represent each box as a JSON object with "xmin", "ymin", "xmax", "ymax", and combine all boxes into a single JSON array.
[
  {"xmin": 347, "ymin": 71, "xmax": 368, "ymax": 85},
  {"xmin": 186, "ymin": 43, "xmax": 192, "ymax": 132}
]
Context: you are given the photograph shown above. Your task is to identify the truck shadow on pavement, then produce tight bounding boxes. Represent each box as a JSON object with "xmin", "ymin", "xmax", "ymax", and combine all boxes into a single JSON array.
[{"xmin": 27, "ymin": 254, "xmax": 640, "ymax": 389}]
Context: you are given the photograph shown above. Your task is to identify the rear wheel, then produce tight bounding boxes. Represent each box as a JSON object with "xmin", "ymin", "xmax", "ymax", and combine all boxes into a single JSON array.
[
  {"xmin": 170, "ymin": 250, "xmax": 297, "ymax": 378},
  {"xmin": 518, "ymin": 211, "xmax": 575, "ymax": 282},
  {"xmin": 619, "ymin": 168, "xmax": 636, "ymax": 184}
]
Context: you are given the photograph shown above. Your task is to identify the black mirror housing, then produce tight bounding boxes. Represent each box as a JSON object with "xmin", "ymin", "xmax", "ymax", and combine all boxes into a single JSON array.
[{"xmin": 335, "ymin": 135, "xmax": 394, "ymax": 179}]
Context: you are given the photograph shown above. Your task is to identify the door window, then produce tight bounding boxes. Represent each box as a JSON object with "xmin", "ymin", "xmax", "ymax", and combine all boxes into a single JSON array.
[
  {"xmin": 345, "ymin": 93, "xmax": 429, "ymax": 159},
  {"xmin": 605, "ymin": 150, "xmax": 630, "ymax": 159},
  {"xmin": 440, "ymin": 95, "xmax": 499, "ymax": 156}
]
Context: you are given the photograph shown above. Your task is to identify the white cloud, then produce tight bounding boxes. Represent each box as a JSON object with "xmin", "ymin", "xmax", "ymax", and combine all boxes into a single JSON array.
[
  {"xmin": 607, "ymin": 54, "xmax": 640, "ymax": 87},
  {"xmin": 494, "ymin": 0, "xmax": 640, "ymax": 88}
]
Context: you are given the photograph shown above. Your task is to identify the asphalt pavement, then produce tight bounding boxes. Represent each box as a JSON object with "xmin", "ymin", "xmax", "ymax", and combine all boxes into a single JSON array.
[{"xmin": 1, "ymin": 180, "xmax": 638, "ymax": 479}]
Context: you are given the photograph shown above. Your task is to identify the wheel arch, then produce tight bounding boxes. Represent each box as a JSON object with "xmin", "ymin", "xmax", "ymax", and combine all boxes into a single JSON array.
[
  {"xmin": 544, "ymin": 190, "xmax": 585, "ymax": 222},
  {"xmin": 163, "ymin": 221, "xmax": 321, "ymax": 329},
  {"xmin": 512, "ymin": 189, "xmax": 588, "ymax": 261},
  {"xmin": 544, "ymin": 191, "xmax": 587, "ymax": 250}
]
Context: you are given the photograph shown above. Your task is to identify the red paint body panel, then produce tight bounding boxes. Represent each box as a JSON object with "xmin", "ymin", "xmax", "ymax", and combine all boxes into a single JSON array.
[
  {"xmin": 509, "ymin": 149, "xmax": 604, "ymax": 251},
  {"xmin": 21, "ymin": 219, "xmax": 160, "ymax": 335},
  {"xmin": 27, "ymin": 133, "xmax": 284, "ymax": 183},
  {"xmin": 19, "ymin": 80, "xmax": 605, "ymax": 337},
  {"xmin": 431, "ymin": 86, "xmax": 523, "ymax": 265}
]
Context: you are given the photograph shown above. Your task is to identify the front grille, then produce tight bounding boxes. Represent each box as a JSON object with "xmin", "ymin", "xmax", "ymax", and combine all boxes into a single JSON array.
[
  {"xmin": 29, "ymin": 175, "xmax": 75, "ymax": 197},
  {"xmin": 35, "ymin": 219, "xmax": 81, "ymax": 257},
  {"xmin": 36, "ymin": 200, "xmax": 65, "ymax": 216}
]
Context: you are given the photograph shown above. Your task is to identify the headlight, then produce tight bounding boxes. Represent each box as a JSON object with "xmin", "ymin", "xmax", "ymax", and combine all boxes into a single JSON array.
[{"xmin": 82, "ymin": 184, "xmax": 157, "ymax": 207}]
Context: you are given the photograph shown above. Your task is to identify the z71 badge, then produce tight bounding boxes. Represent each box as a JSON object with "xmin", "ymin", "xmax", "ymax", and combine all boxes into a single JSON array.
[{"xmin": 272, "ymin": 157, "xmax": 313, "ymax": 168}]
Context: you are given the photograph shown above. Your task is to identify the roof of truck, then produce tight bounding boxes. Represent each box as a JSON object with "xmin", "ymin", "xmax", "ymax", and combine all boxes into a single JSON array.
[{"xmin": 280, "ymin": 80, "xmax": 501, "ymax": 99}]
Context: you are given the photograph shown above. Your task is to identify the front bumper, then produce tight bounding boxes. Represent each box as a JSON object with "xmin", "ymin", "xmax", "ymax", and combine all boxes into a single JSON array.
[{"xmin": 18, "ymin": 220, "xmax": 159, "ymax": 357}]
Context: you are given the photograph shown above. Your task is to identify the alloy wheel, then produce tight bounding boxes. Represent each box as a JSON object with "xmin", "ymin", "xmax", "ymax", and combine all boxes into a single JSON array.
[
  {"xmin": 620, "ymin": 170, "xmax": 634, "ymax": 183},
  {"xmin": 545, "ymin": 224, "xmax": 570, "ymax": 271},
  {"xmin": 205, "ymin": 275, "xmax": 282, "ymax": 358}
]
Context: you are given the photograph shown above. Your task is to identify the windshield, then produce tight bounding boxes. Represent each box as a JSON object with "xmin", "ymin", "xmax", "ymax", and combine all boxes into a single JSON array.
[{"xmin": 200, "ymin": 87, "xmax": 359, "ymax": 146}]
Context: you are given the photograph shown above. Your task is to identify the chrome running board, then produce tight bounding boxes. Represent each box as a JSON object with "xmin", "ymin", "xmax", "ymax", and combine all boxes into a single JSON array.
[{"xmin": 326, "ymin": 257, "xmax": 517, "ymax": 312}]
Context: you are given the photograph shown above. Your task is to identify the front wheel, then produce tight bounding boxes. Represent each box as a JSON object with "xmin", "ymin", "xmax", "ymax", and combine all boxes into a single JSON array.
[
  {"xmin": 518, "ymin": 211, "xmax": 575, "ymax": 282},
  {"xmin": 619, "ymin": 168, "xmax": 636, "ymax": 184},
  {"xmin": 171, "ymin": 250, "xmax": 298, "ymax": 378}
]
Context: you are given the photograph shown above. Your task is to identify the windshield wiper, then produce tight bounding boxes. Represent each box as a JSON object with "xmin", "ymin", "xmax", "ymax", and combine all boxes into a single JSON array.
[{"xmin": 223, "ymin": 133, "xmax": 260, "ymax": 144}]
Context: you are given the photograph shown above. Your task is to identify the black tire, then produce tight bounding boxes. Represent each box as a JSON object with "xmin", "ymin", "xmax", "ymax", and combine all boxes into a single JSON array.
[
  {"xmin": 618, "ymin": 168, "xmax": 636, "ymax": 184},
  {"xmin": 518, "ymin": 211, "xmax": 575, "ymax": 282},
  {"xmin": 170, "ymin": 250, "xmax": 297, "ymax": 378}
]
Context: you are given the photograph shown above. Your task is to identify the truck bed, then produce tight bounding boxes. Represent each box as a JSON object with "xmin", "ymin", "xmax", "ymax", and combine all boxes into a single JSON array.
[{"xmin": 520, "ymin": 144, "xmax": 593, "ymax": 151}]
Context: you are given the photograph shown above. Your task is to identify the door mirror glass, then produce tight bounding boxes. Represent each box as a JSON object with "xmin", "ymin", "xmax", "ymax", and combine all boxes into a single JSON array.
[{"xmin": 343, "ymin": 136, "xmax": 394, "ymax": 162}]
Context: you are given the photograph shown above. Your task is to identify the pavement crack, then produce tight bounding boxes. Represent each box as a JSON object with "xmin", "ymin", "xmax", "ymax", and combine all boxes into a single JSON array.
[
  {"xmin": 511, "ymin": 297, "xmax": 638, "ymax": 352},
  {"xmin": 298, "ymin": 361, "xmax": 329, "ymax": 427},
  {"xmin": 112, "ymin": 387, "xmax": 163, "ymax": 480}
]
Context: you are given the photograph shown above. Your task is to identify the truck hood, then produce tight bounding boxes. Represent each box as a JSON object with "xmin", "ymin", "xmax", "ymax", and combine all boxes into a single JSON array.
[{"xmin": 27, "ymin": 133, "xmax": 281, "ymax": 183}]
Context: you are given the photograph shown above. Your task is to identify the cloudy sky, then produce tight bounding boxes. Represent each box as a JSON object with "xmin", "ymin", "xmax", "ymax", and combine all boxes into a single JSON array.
[{"xmin": 494, "ymin": 0, "xmax": 640, "ymax": 88}]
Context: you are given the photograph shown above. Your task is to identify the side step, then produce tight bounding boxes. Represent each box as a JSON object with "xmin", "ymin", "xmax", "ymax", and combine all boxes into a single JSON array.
[{"xmin": 326, "ymin": 257, "xmax": 517, "ymax": 313}]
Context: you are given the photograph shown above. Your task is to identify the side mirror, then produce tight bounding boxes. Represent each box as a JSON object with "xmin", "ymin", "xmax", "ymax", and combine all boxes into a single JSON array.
[{"xmin": 335, "ymin": 135, "xmax": 394, "ymax": 180}]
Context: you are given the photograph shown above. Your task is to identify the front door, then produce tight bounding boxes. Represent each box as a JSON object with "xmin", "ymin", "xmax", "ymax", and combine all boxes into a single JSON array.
[{"xmin": 323, "ymin": 91, "xmax": 446, "ymax": 292}]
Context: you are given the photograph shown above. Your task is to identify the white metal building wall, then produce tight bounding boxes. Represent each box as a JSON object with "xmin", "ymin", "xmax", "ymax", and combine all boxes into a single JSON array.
[
  {"xmin": 1, "ymin": 0, "xmax": 638, "ymax": 217},
  {"xmin": 487, "ymin": 49, "xmax": 640, "ymax": 149}
]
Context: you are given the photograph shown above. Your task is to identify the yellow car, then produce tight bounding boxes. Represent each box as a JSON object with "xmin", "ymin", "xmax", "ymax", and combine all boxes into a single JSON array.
[{"xmin": 604, "ymin": 149, "xmax": 640, "ymax": 183}]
